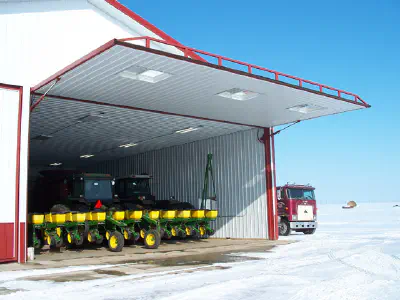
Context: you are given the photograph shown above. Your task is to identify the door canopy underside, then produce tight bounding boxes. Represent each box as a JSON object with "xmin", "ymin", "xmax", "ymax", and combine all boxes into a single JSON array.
[{"xmin": 30, "ymin": 37, "xmax": 369, "ymax": 167}]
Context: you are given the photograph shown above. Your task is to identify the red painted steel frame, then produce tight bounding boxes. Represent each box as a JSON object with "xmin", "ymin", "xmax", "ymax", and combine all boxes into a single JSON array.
[
  {"xmin": 31, "ymin": 36, "xmax": 369, "ymax": 109},
  {"xmin": 119, "ymin": 36, "xmax": 369, "ymax": 107},
  {"xmin": 104, "ymin": 0, "xmax": 205, "ymax": 62},
  {"xmin": 0, "ymin": 83, "xmax": 23, "ymax": 262},
  {"xmin": 30, "ymin": 78, "xmax": 60, "ymax": 112},
  {"xmin": 264, "ymin": 127, "xmax": 279, "ymax": 240}
]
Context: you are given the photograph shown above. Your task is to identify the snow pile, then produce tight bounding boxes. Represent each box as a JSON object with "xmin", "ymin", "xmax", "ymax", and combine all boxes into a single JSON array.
[{"xmin": 0, "ymin": 203, "xmax": 399, "ymax": 300}]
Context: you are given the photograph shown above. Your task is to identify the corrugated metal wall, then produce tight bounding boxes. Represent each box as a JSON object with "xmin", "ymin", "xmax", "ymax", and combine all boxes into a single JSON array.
[{"xmin": 92, "ymin": 129, "xmax": 268, "ymax": 239}]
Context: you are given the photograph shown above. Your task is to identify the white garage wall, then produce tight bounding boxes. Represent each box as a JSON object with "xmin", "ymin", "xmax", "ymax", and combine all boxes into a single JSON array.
[{"xmin": 92, "ymin": 129, "xmax": 268, "ymax": 239}]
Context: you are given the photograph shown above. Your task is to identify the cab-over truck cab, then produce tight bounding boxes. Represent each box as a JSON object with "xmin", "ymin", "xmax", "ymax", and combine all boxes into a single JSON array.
[{"xmin": 277, "ymin": 184, "xmax": 317, "ymax": 236}]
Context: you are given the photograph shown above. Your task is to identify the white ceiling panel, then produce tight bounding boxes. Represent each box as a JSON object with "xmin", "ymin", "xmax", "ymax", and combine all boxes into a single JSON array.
[
  {"xmin": 33, "ymin": 42, "xmax": 368, "ymax": 129},
  {"xmin": 29, "ymin": 97, "xmax": 251, "ymax": 167}
]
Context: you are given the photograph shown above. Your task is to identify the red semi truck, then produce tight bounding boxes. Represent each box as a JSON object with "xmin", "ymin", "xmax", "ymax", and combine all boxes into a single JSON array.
[{"xmin": 277, "ymin": 184, "xmax": 317, "ymax": 236}]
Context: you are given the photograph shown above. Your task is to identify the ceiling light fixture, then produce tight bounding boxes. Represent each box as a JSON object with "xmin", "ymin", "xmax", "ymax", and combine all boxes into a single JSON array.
[
  {"xmin": 119, "ymin": 67, "xmax": 171, "ymax": 83},
  {"xmin": 80, "ymin": 154, "xmax": 94, "ymax": 158},
  {"xmin": 217, "ymin": 88, "xmax": 259, "ymax": 101},
  {"xmin": 287, "ymin": 104, "xmax": 326, "ymax": 114},
  {"xmin": 119, "ymin": 143, "xmax": 138, "ymax": 148},
  {"xmin": 175, "ymin": 127, "xmax": 199, "ymax": 134},
  {"xmin": 49, "ymin": 162, "xmax": 62, "ymax": 166}
]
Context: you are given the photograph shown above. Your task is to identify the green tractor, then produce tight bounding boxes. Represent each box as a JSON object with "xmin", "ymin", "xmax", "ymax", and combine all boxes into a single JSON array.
[
  {"xmin": 30, "ymin": 170, "xmax": 120, "ymax": 213},
  {"xmin": 115, "ymin": 174, "xmax": 195, "ymax": 210}
]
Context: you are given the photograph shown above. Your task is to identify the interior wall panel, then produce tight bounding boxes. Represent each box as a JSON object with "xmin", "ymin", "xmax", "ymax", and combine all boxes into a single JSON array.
[{"xmin": 92, "ymin": 129, "xmax": 268, "ymax": 239}]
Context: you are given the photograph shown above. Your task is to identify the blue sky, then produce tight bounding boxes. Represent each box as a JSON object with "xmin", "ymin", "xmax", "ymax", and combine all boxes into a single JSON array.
[{"xmin": 121, "ymin": 0, "xmax": 399, "ymax": 204}]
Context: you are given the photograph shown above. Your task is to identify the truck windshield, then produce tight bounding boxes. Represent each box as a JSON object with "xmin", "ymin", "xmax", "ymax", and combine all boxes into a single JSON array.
[
  {"xmin": 84, "ymin": 179, "xmax": 113, "ymax": 202},
  {"xmin": 126, "ymin": 179, "xmax": 150, "ymax": 194},
  {"xmin": 288, "ymin": 189, "xmax": 315, "ymax": 200}
]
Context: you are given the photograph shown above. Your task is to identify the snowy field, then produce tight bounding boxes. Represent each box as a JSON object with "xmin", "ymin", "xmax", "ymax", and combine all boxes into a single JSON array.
[{"xmin": 1, "ymin": 203, "xmax": 400, "ymax": 300}]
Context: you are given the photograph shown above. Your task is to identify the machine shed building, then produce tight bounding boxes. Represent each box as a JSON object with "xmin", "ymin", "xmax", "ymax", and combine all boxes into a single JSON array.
[{"xmin": 0, "ymin": 0, "xmax": 369, "ymax": 263}]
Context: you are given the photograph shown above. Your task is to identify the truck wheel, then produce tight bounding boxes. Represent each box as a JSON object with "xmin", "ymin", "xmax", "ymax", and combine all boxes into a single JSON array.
[
  {"xmin": 303, "ymin": 228, "xmax": 316, "ymax": 235},
  {"xmin": 279, "ymin": 219, "xmax": 291, "ymax": 236},
  {"xmin": 108, "ymin": 231, "xmax": 124, "ymax": 252},
  {"xmin": 144, "ymin": 230, "xmax": 161, "ymax": 249}
]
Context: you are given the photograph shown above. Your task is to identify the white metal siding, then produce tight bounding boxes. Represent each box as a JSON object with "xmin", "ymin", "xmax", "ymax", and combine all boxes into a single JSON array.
[
  {"xmin": 0, "ymin": 0, "xmax": 184, "ymax": 238},
  {"xmin": 93, "ymin": 129, "xmax": 268, "ymax": 239},
  {"xmin": 0, "ymin": 1, "xmax": 130, "ymax": 86},
  {"xmin": 0, "ymin": 0, "xmax": 181, "ymax": 88}
]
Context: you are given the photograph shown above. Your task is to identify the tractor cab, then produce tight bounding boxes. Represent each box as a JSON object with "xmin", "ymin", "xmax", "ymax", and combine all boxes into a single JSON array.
[
  {"xmin": 115, "ymin": 175, "xmax": 156, "ymax": 209},
  {"xmin": 67, "ymin": 173, "xmax": 117, "ymax": 210},
  {"xmin": 115, "ymin": 175, "xmax": 194, "ymax": 210},
  {"xmin": 31, "ymin": 170, "xmax": 118, "ymax": 213}
]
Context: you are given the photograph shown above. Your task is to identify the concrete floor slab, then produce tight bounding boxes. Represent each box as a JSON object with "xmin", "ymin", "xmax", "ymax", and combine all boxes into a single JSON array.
[{"xmin": 0, "ymin": 239, "xmax": 291, "ymax": 276}]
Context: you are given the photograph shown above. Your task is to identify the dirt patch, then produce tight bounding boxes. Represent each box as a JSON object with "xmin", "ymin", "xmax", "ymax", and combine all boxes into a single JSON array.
[
  {"xmin": 0, "ymin": 287, "xmax": 25, "ymax": 295},
  {"xmin": 94, "ymin": 269, "xmax": 127, "ymax": 276}
]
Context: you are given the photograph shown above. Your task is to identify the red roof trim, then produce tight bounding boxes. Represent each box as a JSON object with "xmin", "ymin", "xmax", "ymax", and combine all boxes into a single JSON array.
[{"xmin": 104, "ymin": 0, "xmax": 206, "ymax": 62}]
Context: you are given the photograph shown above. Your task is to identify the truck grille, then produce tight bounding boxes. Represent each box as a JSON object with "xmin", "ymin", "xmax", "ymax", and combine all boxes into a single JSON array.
[{"xmin": 297, "ymin": 205, "xmax": 314, "ymax": 221}]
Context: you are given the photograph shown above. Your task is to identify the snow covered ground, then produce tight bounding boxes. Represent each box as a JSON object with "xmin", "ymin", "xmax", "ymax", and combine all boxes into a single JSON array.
[{"xmin": 1, "ymin": 203, "xmax": 400, "ymax": 300}]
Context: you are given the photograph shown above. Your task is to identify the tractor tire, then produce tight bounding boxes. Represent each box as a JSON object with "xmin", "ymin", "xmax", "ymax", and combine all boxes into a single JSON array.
[
  {"xmin": 50, "ymin": 204, "xmax": 70, "ymax": 213},
  {"xmin": 64, "ymin": 232, "xmax": 74, "ymax": 249},
  {"xmin": 163, "ymin": 230, "xmax": 172, "ymax": 240},
  {"xmin": 279, "ymin": 219, "xmax": 291, "ymax": 236},
  {"xmin": 108, "ymin": 231, "xmax": 124, "ymax": 252},
  {"xmin": 171, "ymin": 226, "xmax": 178, "ymax": 237},
  {"xmin": 207, "ymin": 228, "xmax": 216, "ymax": 236},
  {"xmin": 144, "ymin": 230, "xmax": 161, "ymax": 249},
  {"xmin": 303, "ymin": 228, "xmax": 316, "ymax": 235},
  {"xmin": 199, "ymin": 226, "xmax": 207, "ymax": 238},
  {"xmin": 192, "ymin": 230, "xmax": 201, "ymax": 240},
  {"xmin": 96, "ymin": 235, "xmax": 104, "ymax": 245},
  {"xmin": 34, "ymin": 238, "xmax": 42, "ymax": 250},
  {"xmin": 185, "ymin": 226, "xmax": 193, "ymax": 236},
  {"xmin": 48, "ymin": 235, "xmax": 63, "ymax": 249},
  {"xmin": 179, "ymin": 229, "xmax": 187, "ymax": 238},
  {"xmin": 75, "ymin": 232, "xmax": 85, "ymax": 246},
  {"xmin": 160, "ymin": 228, "xmax": 165, "ymax": 238}
]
